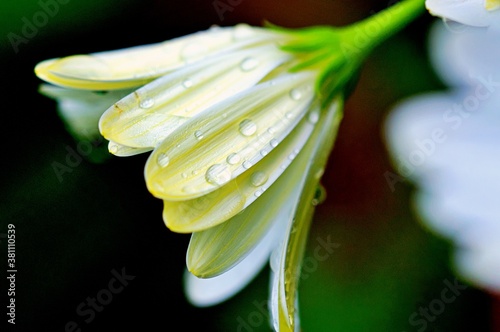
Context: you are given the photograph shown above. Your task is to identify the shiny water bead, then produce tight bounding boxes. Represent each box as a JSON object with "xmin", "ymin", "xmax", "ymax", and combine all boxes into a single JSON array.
[
  {"xmin": 194, "ymin": 130, "xmax": 204, "ymax": 140},
  {"xmin": 157, "ymin": 153, "xmax": 170, "ymax": 168},
  {"xmin": 308, "ymin": 110, "xmax": 320, "ymax": 124},
  {"xmin": 239, "ymin": 119, "xmax": 257, "ymax": 136},
  {"xmin": 250, "ymin": 171, "xmax": 268, "ymax": 187},
  {"xmin": 240, "ymin": 57, "xmax": 260, "ymax": 72},
  {"xmin": 139, "ymin": 98, "xmax": 155, "ymax": 109},
  {"xmin": 226, "ymin": 153, "xmax": 241, "ymax": 165},
  {"xmin": 182, "ymin": 78, "xmax": 194, "ymax": 88},
  {"xmin": 205, "ymin": 164, "xmax": 232, "ymax": 186},
  {"xmin": 242, "ymin": 160, "xmax": 252, "ymax": 169},
  {"xmin": 289, "ymin": 88, "xmax": 303, "ymax": 101}
]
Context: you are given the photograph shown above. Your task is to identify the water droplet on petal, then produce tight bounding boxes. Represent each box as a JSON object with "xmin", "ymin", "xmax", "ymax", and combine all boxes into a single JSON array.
[
  {"xmin": 181, "ymin": 172, "xmax": 188, "ymax": 179},
  {"xmin": 254, "ymin": 189, "xmax": 264, "ymax": 198},
  {"xmin": 289, "ymin": 88, "xmax": 303, "ymax": 101},
  {"xmin": 226, "ymin": 153, "xmax": 241, "ymax": 165},
  {"xmin": 157, "ymin": 153, "xmax": 170, "ymax": 168},
  {"xmin": 250, "ymin": 171, "xmax": 268, "ymax": 187},
  {"xmin": 270, "ymin": 139, "xmax": 278, "ymax": 148},
  {"xmin": 312, "ymin": 184, "xmax": 327, "ymax": 206},
  {"xmin": 233, "ymin": 24, "xmax": 254, "ymax": 40},
  {"xmin": 240, "ymin": 57, "xmax": 259, "ymax": 72},
  {"xmin": 239, "ymin": 119, "xmax": 257, "ymax": 136},
  {"xmin": 194, "ymin": 130, "xmax": 204, "ymax": 140},
  {"xmin": 182, "ymin": 78, "xmax": 193, "ymax": 88},
  {"xmin": 140, "ymin": 98, "xmax": 155, "ymax": 109},
  {"xmin": 285, "ymin": 112, "xmax": 294, "ymax": 119},
  {"xmin": 242, "ymin": 160, "xmax": 252, "ymax": 169},
  {"xmin": 308, "ymin": 110, "xmax": 320, "ymax": 124},
  {"xmin": 205, "ymin": 164, "xmax": 231, "ymax": 186}
]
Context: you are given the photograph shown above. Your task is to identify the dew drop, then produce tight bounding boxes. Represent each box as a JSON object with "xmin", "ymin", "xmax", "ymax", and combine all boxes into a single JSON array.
[
  {"xmin": 182, "ymin": 78, "xmax": 193, "ymax": 88},
  {"xmin": 181, "ymin": 172, "xmax": 188, "ymax": 179},
  {"xmin": 250, "ymin": 171, "xmax": 268, "ymax": 187},
  {"xmin": 285, "ymin": 112, "xmax": 294, "ymax": 119},
  {"xmin": 205, "ymin": 164, "xmax": 231, "ymax": 186},
  {"xmin": 226, "ymin": 153, "xmax": 241, "ymax": 165},
  {"xmin": 270, "ymin": 139, "xmax": 279, "ymax": 148},
  {"xmin": 254, "ymin": 189, "xmax": 263, "ymax": 198},
  {"xmin": 239, "ymin": 119, "xmax": 257, "ymax": 136},
  {"xmin": 194, "ymin": 130, "xmax": 204, "ymax": 140},
  {"xmin": 157, "ymin": 153, "xmax": 170, "ymax": 168},
  {"xmin": 289, "ymin": 88, "xmax": 303, "ymax": 101},
  {"xmin": 140, "ymin": 98, "xmax": 155, "ymax": 109},
  {"xmin": 242, "ymin": 160, "xmax": 252, "ymax": 169},
  {"xmin": 308, "ymin": 110, "xmax": 320, "ymax": 124},
  {"xmin": 312, "ymin": 184, "xmax": 327, "ymax": 206},
  {"xmin": 260, "ymin": 149, "xmax": 269, "ymax": 157},
  {"xmin": 233, "ymin": 24, "xmax": 254, "ymax": 40},
  {"xmin": 240, "ymin": 57, "xmax": 259, "ymax": 72},
  {"xmin": 267, "ymin": 126, "xmax": 276, "ymax": 134}
]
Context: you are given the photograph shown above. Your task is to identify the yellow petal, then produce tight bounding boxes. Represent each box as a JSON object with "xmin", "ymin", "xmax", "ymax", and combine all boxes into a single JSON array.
[
  {"xmin": 145, "ymin": 72, "xmax": 316, "ymax": 200},
  {"xmin": 270, "ymin": 96, "xmax": 344, "ymax": 331},
  {"xmin": 163, "ymin": 102, "xmax": 320, "ymax": 233},
  {"xmin": 34, "ymin": 24, "xmax": 283, "ymax": 90},
  {"xmin": 99, "ymin": 44, "xmax": 292, "ymax": 150}
]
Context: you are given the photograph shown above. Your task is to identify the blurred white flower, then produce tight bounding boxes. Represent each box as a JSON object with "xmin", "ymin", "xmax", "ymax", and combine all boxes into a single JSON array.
[
  {"xmin": 385, "ymin": 21, "xmax": 500, "ymax": 292},
  {"xmin": 426, "ymin": 0, "xmax": 500, "ymax": 28}
]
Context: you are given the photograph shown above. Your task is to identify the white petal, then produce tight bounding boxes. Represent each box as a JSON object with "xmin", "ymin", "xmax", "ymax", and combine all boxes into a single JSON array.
[
  {"xmin": 270, "ymin": 97, "xmax": 343, "ymax": 331},
  {"xmin": 183, "ymin": 217, "xmax": 283, "ymax": 307},
  {"xmin": 39, "ymin": 84, "xmax": 132, "ymax": 140},
  {"xmin": 426, "ymin": 0, "xmax": 500, "ymax": 27},
  {"xmin": 35, "ymin": 24, "xmax": 283, "ymax": 90},
  {"xmin": 428, "ymin": 20, "xmax": 500, "ymax": 87},
  {"xmin": 99, "ymin": 44, "xmax": 292, "ymax": 150},
  {"xmin": 145, "ymin": 72, "xmax": 316, "ymax": 200}
]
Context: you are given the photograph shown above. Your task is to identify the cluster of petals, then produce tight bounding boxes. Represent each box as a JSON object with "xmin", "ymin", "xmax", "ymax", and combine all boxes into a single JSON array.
[{"xmin": 35, "ymin": 24, "xmax": 343, "ymax": 331}]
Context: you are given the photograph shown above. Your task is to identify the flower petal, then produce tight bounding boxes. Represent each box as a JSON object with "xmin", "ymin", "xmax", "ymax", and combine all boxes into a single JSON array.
[
  {"xmin": 107, "ymin": 140, "xmax": 153, "ymax": 157},
  {"xmin": 270, "ymin": 96, "xmax": 343, "ymax": 331},
  {"xmin": 426, "ymin": 0, "xmax": 500, "ymax": 27},
  {"xmin": 39, "ymin": 84, "xmax": 133, "ymax": 141},
  {"xmin": 145, "ymin": 72, "xmax": 316, "ymax": 200},
  {"xmin": 183, "ymin": 217, "xmax": 282, "ymax": 307},
  {"xmin": 99, "ymin": 44, "xmax": 292, "ymax": 150},
  {"xmin": 34, "ymin": 24, "xmax": 282, "ymax": 90},
  {"xmin": 185, "ymin": 108, "xmax": 322, "ymax": 276},
  {"xmin": 162, "ymin": 102, "xmax": 321, "ymax": 233}
]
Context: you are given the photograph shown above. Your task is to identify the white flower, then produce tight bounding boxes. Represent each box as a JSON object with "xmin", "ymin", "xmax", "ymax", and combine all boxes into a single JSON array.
[
  {"xmin": 385, "ymin": 20, "xmax": 500, "ymax": 292},
  {"xmin": 426, "ymin": 0, "xmax": 500, "ymax": 28},
  {"xmin": 35, "ymin": 23, "xmax": 347, "ymax": 332}
]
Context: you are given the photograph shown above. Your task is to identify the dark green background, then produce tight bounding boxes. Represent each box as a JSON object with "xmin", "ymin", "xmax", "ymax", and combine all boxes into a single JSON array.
[{"xmin": 0, "ymin": 0, "xmax": 494, "ymax": 331}]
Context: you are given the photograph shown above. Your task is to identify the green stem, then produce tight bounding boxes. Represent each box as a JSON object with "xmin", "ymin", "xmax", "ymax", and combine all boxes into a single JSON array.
[{"xmin": 338, "ymin": 0, "xmax": 426, "ymax": 60}]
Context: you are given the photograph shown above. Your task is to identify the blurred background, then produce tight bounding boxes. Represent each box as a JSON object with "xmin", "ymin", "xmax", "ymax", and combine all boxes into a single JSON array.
[{"xmin": 0, "ymin": 0, "xmax": 495, "ymax": 331}]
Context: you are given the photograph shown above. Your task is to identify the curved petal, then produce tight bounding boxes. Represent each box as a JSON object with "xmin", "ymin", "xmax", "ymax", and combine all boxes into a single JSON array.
[
  {"xmin": 426, "ymin": 0, "xmax": 500, "ymax": 27},
  {"xmin": 270, "ymin": 96, "xmax": 343, "ymax": 332},
  {"xmin": 428, "ymin": 20, "xmax": 500, "ymax": 88},
  {"xmin": 185, "ymin": 107, "xmax": 322, "ymax": 276},
  {"xmin": 39, "ymin": 84, "xmax": 132, "ymax": 140},
  {"xmin": 183, "ymin": 217, "xmax": 282, "ymax": 307},
  {"xmin": 145, "ymin": 72, "xmax": 317, "ymax": 201},
  {"xmin": 99, "ymin": 44, "xmax": 292, "ymax": 150},
  {"xmin": 163, "ymin": 103, "xmax": 321, "ymax": 233},
  {"xmin": 34, "ymin": 24, "xmax": 283, "ymax": 90},
  {"xmin": 107, "ymin": 140, "xmax": 153, "ymax": 157}
]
